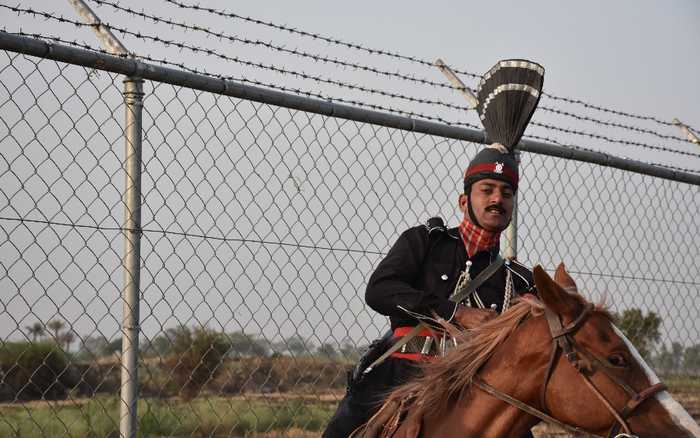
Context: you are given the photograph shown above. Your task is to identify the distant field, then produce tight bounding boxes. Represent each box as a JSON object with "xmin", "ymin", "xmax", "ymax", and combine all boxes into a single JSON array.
[
  {"xmin": 665, "ymin": 374, "xmax": 700, "ymax": 394},
  {"xmin": 0, "ymin": 377, "xmax": 697, "ymax": 438},
  {"xmin": 0, "ymin": 396, "xmax": 336, "ymax": 437}
]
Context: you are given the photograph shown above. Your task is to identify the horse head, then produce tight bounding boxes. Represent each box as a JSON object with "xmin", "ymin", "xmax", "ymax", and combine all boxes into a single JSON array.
[{"xmin": 534, "ymin": 263, "xmax": 700, "ymax": 437}]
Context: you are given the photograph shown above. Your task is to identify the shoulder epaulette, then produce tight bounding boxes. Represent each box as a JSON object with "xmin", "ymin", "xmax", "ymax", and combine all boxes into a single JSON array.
[
  {"xmin": 424, "ymin": 216, "xmax": 446, "ymax": 234},
  {"xmin": 505, "ymin": 259, "xmax": 534, "ymax": 291},
  {"xmin": 446, "ymin": 227, "xmax": 460, "ymax": 240},
  {"xmin": 507, "ymin": 258, "xmax": 531, "ymax": 271}
]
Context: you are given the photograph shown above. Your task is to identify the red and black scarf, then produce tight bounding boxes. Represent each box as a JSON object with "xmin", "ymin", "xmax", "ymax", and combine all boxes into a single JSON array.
[{"xmin": 459, "ymin": 215, "xmax": 500, "ymax": 258}]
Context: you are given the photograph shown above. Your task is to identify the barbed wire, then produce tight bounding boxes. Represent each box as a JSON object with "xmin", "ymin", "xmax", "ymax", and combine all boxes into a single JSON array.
[
  {"xmin": 90, "ymin": 0, "xmax": 461, "ymax": 92},
  {"xmin": 2, "ymin": 29, "xmax": 481, "ymax": 128},
  {"xmin": 5, "ymin": 27, "xmax": 700, "ymax": 176},
  {"xmin": 523, "ymin": 131, "xmax": 700, "ymax": 175},
  {"xmin": 159, "ymin": 0, "xmax": 481, "ymax": 77},
  {"xmin": 159, "ymin": 0, "xmax": 700, "ymax": 133},
  {"xmin": 529, "ymin": 121, "xmax": 700, "ymax": 159},
  {"xmin": 540, "ymin": 92, "xmax": 699, "ymax": 131},
  {"xmin": 5, "ymin": 4, "xmax": 700, "ymax": 162},
  {"xmin": 4, "ymin": 6, "xmax": 700, "ymax": 167},
  {"xmin": 538, "ymin": 105, "xmax": 695, "ymax": 144},
  {"xmin": 93, "ymin": 0, "xmax": 697, "ymax": 147},
  {"xmin": 0, "ymin": 5, "xmax": 484, "ymax": 128}
]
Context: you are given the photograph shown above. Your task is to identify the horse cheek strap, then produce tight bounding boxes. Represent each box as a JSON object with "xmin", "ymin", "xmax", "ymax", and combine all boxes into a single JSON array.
[{"xmin": 482, "ymin": 303, "xmax": 668, "ymax": 438}]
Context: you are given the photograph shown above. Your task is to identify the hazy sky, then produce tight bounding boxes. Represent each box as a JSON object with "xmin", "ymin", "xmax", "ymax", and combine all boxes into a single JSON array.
[{"xmin": 1, "ymin": 1, "xmax": 699, "ymax": 349}]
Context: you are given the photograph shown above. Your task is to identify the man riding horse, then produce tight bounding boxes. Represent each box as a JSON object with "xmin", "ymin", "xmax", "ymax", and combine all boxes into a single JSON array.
[{"xmin": 324, "ymin": 59, "xmax": 546, "ymax": 438}]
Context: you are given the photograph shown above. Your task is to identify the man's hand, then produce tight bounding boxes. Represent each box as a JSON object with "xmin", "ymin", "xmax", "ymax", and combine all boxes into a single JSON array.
[{"xmin": 453, "ymin": 305, "xmax": 497, "ymax": 329}]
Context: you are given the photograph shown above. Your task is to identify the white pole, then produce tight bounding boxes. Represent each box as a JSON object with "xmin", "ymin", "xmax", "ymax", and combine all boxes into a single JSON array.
[
  {"xmin": 64, "ymin": 3, "xmax": 140, "ymax": 437},
  {"xmin": 66, "ymin": 0, "xmax": 128, "ymax": 56},
  {"xmin": 672, "ymin": 118, "xmax": 700, "ymax": 145},
  {"xmin": 434, "ymin": 59, "xmax": 479, "ymax": 109},
  {"xmin": 119, "ymin": 77, "xmax": 143, "ymax": 438},
  {"xmin": 504, "ymin": 150, "xmax": 519, "ymax": 259}
]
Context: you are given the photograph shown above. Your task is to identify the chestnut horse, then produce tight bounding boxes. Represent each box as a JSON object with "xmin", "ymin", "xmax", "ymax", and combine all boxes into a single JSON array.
[{"xmin": 354, "ymin": 264, "xmax": 700, "ymax": 438}]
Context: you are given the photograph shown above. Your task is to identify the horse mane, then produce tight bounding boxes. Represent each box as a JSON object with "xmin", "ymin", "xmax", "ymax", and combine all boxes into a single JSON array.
[{"xmin": 363, "ymin": 294, "xmax": 611, "ymax": 432}]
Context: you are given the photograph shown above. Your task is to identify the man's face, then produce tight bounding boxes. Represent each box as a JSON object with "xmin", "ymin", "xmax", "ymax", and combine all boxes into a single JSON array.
[{"xmin": 459, "ymin": 179, "xmax": 514, "ymax": 232}]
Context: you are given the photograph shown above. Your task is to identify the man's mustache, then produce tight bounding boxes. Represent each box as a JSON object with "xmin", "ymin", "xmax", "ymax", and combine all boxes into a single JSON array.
[{"xmin": 485, "ymin": 204, "xmax": 506, "ymax": 214}]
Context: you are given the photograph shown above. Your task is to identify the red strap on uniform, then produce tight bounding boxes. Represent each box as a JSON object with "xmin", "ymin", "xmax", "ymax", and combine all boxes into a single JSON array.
[
  {"xmin": 393, "ymin": 326, "xmax": 437, "ymax": 338},
  {"xmin": 390, "ymin": 352, "xmax": 434, "ymax": 362},
  {"xmin": 391, "ymin": 326, "xmax": 443, "ymax": 362}
]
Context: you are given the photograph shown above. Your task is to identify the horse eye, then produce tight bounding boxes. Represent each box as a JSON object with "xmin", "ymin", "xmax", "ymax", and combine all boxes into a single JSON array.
[{"xmin": 607, "ymin": 353, "xmax": 628, "ymax": 368}]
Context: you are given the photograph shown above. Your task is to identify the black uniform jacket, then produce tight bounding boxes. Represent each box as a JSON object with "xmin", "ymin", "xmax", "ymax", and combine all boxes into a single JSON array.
[{"xmin": 365, "ymin": 224, "xmax": 535, "ymax": 329}]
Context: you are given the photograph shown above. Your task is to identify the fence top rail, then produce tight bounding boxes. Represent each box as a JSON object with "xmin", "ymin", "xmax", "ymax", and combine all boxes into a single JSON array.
[{"xmin": 1, "ymin": 31, "xmax": 698, "ymax": 187}]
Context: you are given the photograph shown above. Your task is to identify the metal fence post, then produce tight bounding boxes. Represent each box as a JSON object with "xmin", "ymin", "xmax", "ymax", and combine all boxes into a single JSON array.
[
  {"xmin": 504, "ymin": 150, "xmax": 520, "ymax": 259},
  {"xmin": 120, "ymin": 76, "xmax": 144, "ymax": 438}
]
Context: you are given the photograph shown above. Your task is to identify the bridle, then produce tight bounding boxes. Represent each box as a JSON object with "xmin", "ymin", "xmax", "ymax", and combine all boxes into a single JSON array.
[{"xmin": 472, "ymin": 303, "xmax": 667, "ymax": 438}]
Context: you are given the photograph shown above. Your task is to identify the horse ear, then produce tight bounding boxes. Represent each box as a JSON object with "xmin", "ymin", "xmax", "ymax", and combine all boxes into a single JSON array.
[
  {"xmin": 553, "ymin": 262, "xmax": 577, "ymax": 292},
  {"xmin": 533, "ymin": 265, "xmax": 581, "ymax": 319}
]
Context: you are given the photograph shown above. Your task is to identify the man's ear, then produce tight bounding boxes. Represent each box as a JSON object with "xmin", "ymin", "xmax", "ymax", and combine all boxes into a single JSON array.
[
  {"xmin": 553, "ymin": 262, "xmax": 578, "ymax": 292},
  {"xmin": 458, "ymin": 193, "xmax": 468, "ymax": 213},
  {"xmin": 533, "ymin": 265, "xmax": 582, "ymax": 320}
]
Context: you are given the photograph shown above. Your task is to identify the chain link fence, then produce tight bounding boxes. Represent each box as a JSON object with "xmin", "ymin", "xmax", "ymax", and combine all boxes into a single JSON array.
[{"xmin": 1, "ymin": 38, "xmax": 699, "ymax": 437}]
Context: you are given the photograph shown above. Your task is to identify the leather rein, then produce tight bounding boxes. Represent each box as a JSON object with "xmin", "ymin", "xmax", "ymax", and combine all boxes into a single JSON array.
[{"xmin": 472, "ymin": 303, "xmax": 667, "ymax": 438}]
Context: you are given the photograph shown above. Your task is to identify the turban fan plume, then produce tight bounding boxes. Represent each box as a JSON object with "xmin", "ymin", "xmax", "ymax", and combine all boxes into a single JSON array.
[{"xmin": 476, "ymin": 59, "xmax": 545, "ymax": 151}]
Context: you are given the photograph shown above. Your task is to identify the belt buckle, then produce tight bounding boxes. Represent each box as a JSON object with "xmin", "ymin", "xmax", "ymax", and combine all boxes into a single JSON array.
[{"xmin": 420, "ymin": 336, "xmax": 433, "ymax": 355}]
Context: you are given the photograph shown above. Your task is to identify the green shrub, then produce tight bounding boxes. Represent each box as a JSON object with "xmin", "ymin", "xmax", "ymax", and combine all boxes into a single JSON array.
[
  {"xmin": 0, "ymin": 341, "xmax": 77, "ymax": 401},
  {"xmin": 165, "ymin": 326, "xmax": 229, "ymax": 400},
  {"xmin": 72, "ymin": 361, "xmax": 121, "ymax": 397},
  {"xmin": 209, "ymin": 356, "xmax": 350, "ymax": 395}
]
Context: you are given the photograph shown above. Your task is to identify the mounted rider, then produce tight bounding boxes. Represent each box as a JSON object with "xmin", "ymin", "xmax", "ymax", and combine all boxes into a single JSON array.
[{"xmin": 323, "ymin": 59, "xmax": 545, "ymax": 438}]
